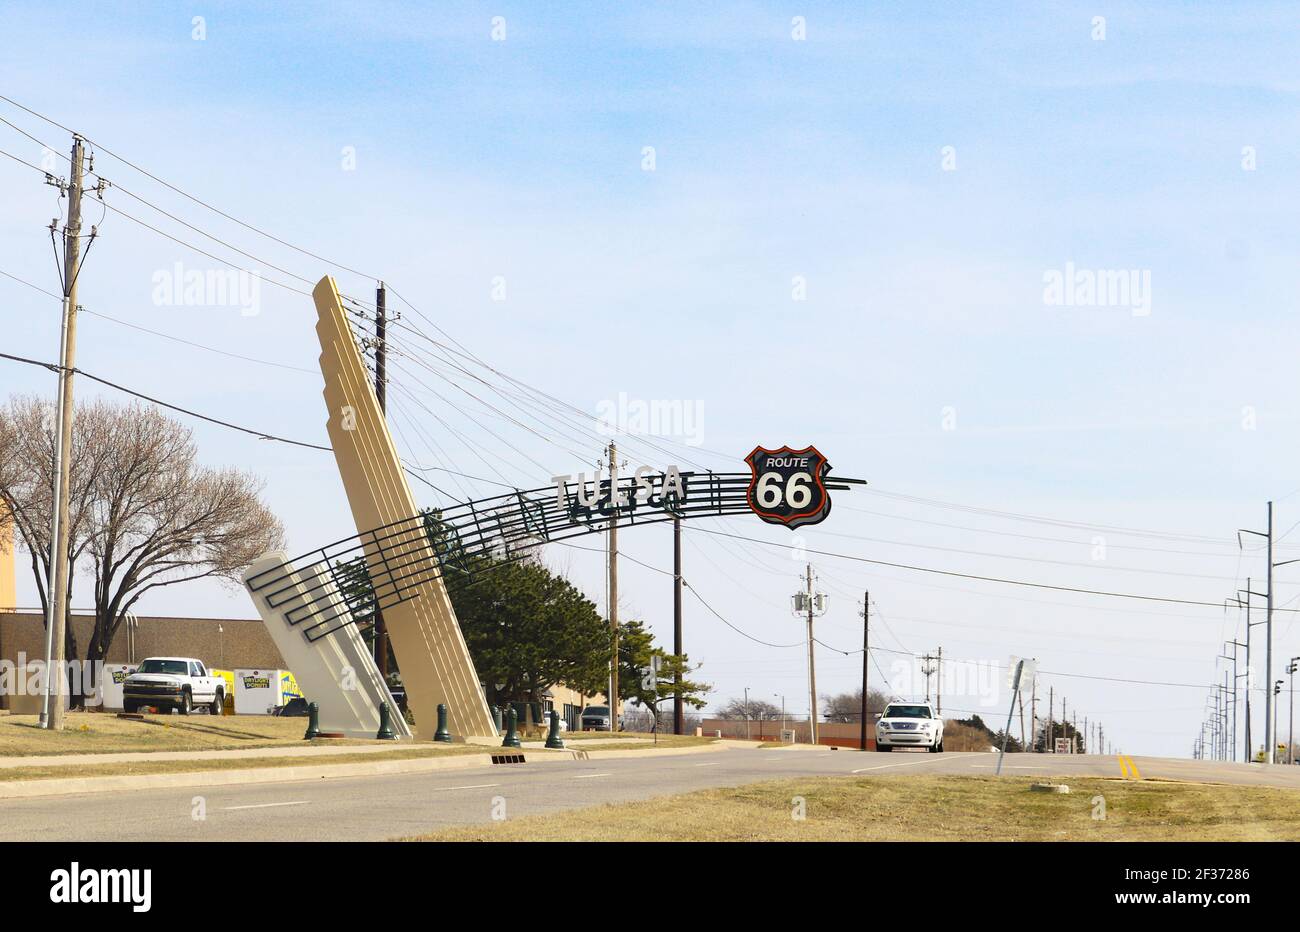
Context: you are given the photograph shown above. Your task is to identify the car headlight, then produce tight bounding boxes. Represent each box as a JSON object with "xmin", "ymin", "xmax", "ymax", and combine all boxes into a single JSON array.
[{"xmin": 878, "ymin": 722, "xmax": 889, "ymax": 730}]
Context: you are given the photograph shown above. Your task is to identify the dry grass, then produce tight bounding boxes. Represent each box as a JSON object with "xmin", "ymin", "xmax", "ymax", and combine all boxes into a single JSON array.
[
  {"xmin": 409, "ymin": 774, "xmax": 1300, "ymax": 842},
  {"xmin": 0, "ymin": 712, "xmax": 372, "ymax": 756}
]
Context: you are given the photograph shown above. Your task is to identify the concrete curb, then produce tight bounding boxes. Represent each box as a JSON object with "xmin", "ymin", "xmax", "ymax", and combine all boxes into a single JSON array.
[
  {"xmin": 0, "ymin": 753, "xmax": 499, "ymax": 799},
  {"xmin": 0, "ymin": 741, "xmax": 732, "ymax": 799}
]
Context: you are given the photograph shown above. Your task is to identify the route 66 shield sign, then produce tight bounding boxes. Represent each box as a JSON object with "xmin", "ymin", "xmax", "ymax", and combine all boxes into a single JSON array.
[{"xmin": 745, "ymin": 445, "xmax": 833, "ymax": 529}]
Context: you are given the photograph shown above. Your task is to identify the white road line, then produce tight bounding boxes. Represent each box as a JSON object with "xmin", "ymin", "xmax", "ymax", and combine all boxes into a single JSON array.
[
  {"xmin": 851, "ymin": 758, "xmax": 949, "ymax": 774},
  {"xmin": 442, "ymin": 783, "xmax": 501, "ymax": 790},
  {"xmin": 221, "ymin": 801, "xmax": 310, "ymax": 811},
  {"xmin": 690, "ymin": 762, "xmax": 719, "ymax": 767},
  {"xmin": 574, "ymin": 773, "xmax": 612, "ymax": 779},
  {"xmin": 969, "ymin": 765, "xmax": 1048, "ymax": 770}
]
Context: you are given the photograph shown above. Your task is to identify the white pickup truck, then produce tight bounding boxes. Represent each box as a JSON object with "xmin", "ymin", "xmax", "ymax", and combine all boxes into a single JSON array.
[{"xmin": 123, "ymin": 657, "xmax": 224, "ymax": 715}]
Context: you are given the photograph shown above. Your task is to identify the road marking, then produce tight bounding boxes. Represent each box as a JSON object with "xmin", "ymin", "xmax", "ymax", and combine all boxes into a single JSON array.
[
  {"xmin": 970, "ymin": 765, "xmax": 1048, "ymax": 770},
  {"xmin": 690, "ymin": 762, "xmax": 719, "ymax": 767},
  {"xmin": 574, "ymin": 773, "xmax": 611, "ymax": 779},
  {"xmin": 1118, "ymin": 755, "xmax": 1141, "ymax": 780},
  {"xmin": 442, "ymin": 783, "xmax": 501, "ymax": 791},
  {"xmin": 851, "ymin": 758, "xmax": 947, "ymax": 774},
  {"xmin": 221, "ymin": 801, "xmax": 310, "ymax": 811}
]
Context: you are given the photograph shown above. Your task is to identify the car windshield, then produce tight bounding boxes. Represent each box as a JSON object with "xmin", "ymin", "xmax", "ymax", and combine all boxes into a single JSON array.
[
  {"xmin": 137, "ymin": 659, "xmax": 189, "ymax": 675},
  {"xmin": 884, "ymin": 705, "xmax": 931, "ymax": 719},
  {"xmin": 583, "ymin": 707, "xmax": 609, "ymax": 716}
]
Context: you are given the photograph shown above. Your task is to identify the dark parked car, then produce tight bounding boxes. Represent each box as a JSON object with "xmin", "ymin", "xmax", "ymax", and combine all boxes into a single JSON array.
[{"xmin": 272, "ymin": 696, "xmax": 310, "ymax": 717}]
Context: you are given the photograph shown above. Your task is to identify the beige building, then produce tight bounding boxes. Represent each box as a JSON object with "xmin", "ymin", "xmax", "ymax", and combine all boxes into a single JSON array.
[
  {"xmin": 1, "ymin": 504, "xmax": 602, "ymax": 727},
  {"xmin": 0, "ymin": 608, "xmax": 287, "ymax": 713},
  {"xmin": 0, "ymin": 510, "xmax": 14, "ymax": 615}
]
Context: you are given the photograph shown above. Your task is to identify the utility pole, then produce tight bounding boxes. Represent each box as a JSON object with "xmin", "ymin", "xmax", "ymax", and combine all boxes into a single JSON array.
[
  {"xmin": 1240, "ymin": 505, "xmax": 1279, "ymax": 763},
  {"xmin": 607, "ymin": 442, "xmax": 620, "ymax": 730},
  {"xmin": 859, "ymin": 591, "xmax": 869, "ymax": 751},
  {"xmin": 920, "ymin": 651, "xmax": 937, "ymax": 702},
  {"xmin": 805, "ymin": 563, "xmax": 818, "ymax": 744},
  {"xmin": 672, "ymin": 514, "xmax": 683, "ymax": 735},
  {"xmin": 936, "ymin": 646, "xmax": 943, "ymax": 716},
  {"xmin": 1228, "ymin": 581, "xmax": 1264, "ymax": 762},
  {"xmin": 1267, "ymin": 502, "xmax": 1274, "ymax": 764},
  {"xmin": 1048, "ymin": 685, "xmax": 1054, "ymax": 752},
  {"xmin": 1030, "ymin": 676, "xmax": 1037, "ymax": 752},
  {"xmin": 372, "ymin": 281, "xmax": 389, "ymax": 678},
  {"xmin": 42, "ymin": 134, "xmax": 88, "ymax": 731},
  {"xmin": 1225, "ymin": 640, "xmax": 1245, "ymax": 762}
]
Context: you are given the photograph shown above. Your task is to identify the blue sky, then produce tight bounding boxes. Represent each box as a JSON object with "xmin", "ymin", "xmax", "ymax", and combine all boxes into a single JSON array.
[{"xmin": 3, "ymin": 1, "xmax": 1300, "ymax": 756}]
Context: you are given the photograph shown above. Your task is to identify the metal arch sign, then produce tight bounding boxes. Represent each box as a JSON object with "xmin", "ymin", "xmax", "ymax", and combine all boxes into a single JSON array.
[{"xmin": 745, "ymin": 445, "xmax": 833, "ymax": 529}]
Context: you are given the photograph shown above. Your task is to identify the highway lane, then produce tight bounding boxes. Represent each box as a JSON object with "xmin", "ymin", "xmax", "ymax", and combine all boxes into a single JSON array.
[{"xmin": 1, "ymin": 747, "xmax": 1296, "ymax": 841}]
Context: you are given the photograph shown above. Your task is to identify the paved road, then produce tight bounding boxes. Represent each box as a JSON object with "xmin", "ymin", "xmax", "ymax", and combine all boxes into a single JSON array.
[{"xmin": 1, "ymin": 748, "xmax": 1296, "ymax": 841}]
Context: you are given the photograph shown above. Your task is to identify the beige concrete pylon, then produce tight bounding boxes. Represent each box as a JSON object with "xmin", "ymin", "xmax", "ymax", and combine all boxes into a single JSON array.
[{"xmin": 314, "ymin": 276, "xmax": 495, "ymax": 739}]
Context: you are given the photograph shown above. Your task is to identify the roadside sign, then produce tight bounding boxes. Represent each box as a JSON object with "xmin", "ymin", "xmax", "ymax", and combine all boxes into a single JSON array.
[
  {"xmin": 745, "ymin": 445, "xmax": 833, "ymax": 529},
  {"xmin": 640, "ymin": 654, "xmax": 661, "ymax": 691},
  {"xmin": 1007, "ymin": 656, "xmax": 1037, "ymax": 689}
]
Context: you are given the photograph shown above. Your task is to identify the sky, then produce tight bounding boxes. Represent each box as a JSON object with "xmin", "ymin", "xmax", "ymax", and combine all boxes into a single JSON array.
[{"xmin": 3, "ymin": 1, "xmax": 1300, "ymax": 758}]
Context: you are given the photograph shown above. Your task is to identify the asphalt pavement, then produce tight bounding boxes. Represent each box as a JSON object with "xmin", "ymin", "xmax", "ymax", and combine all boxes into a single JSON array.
[{"xmin": 1, "ymin": 747, "xmax": 1296, "ymax": 841}]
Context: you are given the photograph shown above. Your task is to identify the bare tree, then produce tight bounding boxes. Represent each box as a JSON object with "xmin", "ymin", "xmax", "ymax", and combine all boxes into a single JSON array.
[
  {"xmin": 715, "ymin": 697, "xmax": 784, "ymax": 721},
  {"xmin": 822, "ymin": 687, "xmax": 892, "ymax": 723},
  {"xmin": 0, "ymin": 396, "xmax": 285, "ymax": 707},
  {"xmin": 0, "ymin": 396, "xmax": 103, "ymax": 622}
]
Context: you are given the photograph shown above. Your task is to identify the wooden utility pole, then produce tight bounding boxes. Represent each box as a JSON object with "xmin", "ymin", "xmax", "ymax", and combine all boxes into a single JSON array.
[
  {"xmin": 608, "ymin": 443, "xmax": 619, "ymax": 729},
  {"xmin": 44, "ymin": 134, "xmax": 86, "ymax": 731},
  {"xmin": 859, "ymin": 590, "xmax": 869, "ymax": 750},
  {"xmin": 672, "ymin": 514, "xmax": 683, "ymax": 735},
  {"xmin": 373, "ymin": 282, "xmax": 389, "ymax": 677},
  {"xmin": 936, "ymin": 646, "xmax": 943, "ymax": 716},
  {"xmin": 1048, "ymin": 685, "xmax": 1054, "ymax": 752},
  {"xmin": 1030, "ymin": 676, "xmax": 1037, "ymax": 752},
  {"xmin": 805, "ymin": 563, "xmax": 818, "ymax": 745}
]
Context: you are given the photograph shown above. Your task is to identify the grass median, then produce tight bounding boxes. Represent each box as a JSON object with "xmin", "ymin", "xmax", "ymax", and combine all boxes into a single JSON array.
[
  {"xmin": 409, "ymin": 774, "xmax": 1300, "ymax": 842},
  {"xmin": 0, "ymin": 712, "xmax": 320, "ymax": 756}
]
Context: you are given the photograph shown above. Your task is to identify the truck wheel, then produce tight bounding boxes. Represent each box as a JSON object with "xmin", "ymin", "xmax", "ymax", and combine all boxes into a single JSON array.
[
  {"xmin": 877, "ymin": 744, "xmax": 892, "ymax": 752},
  {"xmin": 936, "ymin": 741, "xmax": 944, "ymax": 753},
  {"xmin": 123, "ymin": 701, "xmax": 137, "ymax": 714},
  {"xmin": 210, "ymin": 691, "xmax": 223, "ymax": 716},
  {"xmin": 928, "ymin": 742, "xmax": 938, "ymax": 753},
  {"xmin": 178, "ymin": 689, "xmax": 192, "ymax": 716}
]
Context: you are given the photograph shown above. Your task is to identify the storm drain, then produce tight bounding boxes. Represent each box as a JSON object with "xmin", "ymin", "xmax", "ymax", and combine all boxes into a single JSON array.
[{"xmin": 491, "ymin": 753, "xmax": 527, "ymax": 765}]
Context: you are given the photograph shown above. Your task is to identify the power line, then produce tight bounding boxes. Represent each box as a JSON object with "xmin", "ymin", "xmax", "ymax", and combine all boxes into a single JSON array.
[
  {"xmin": 0, "ymin": 350, "xmax": 330, "ymax": 450},
  {"xmin": 680, "ymin": 524, "xmax": 1300, "ymax": 613}
]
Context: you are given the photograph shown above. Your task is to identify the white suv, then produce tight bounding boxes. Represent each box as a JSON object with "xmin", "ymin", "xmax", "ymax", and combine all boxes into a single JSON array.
[{"xmin": 875, "ymin": 702, "xmax": 944, "ymax": 752}]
